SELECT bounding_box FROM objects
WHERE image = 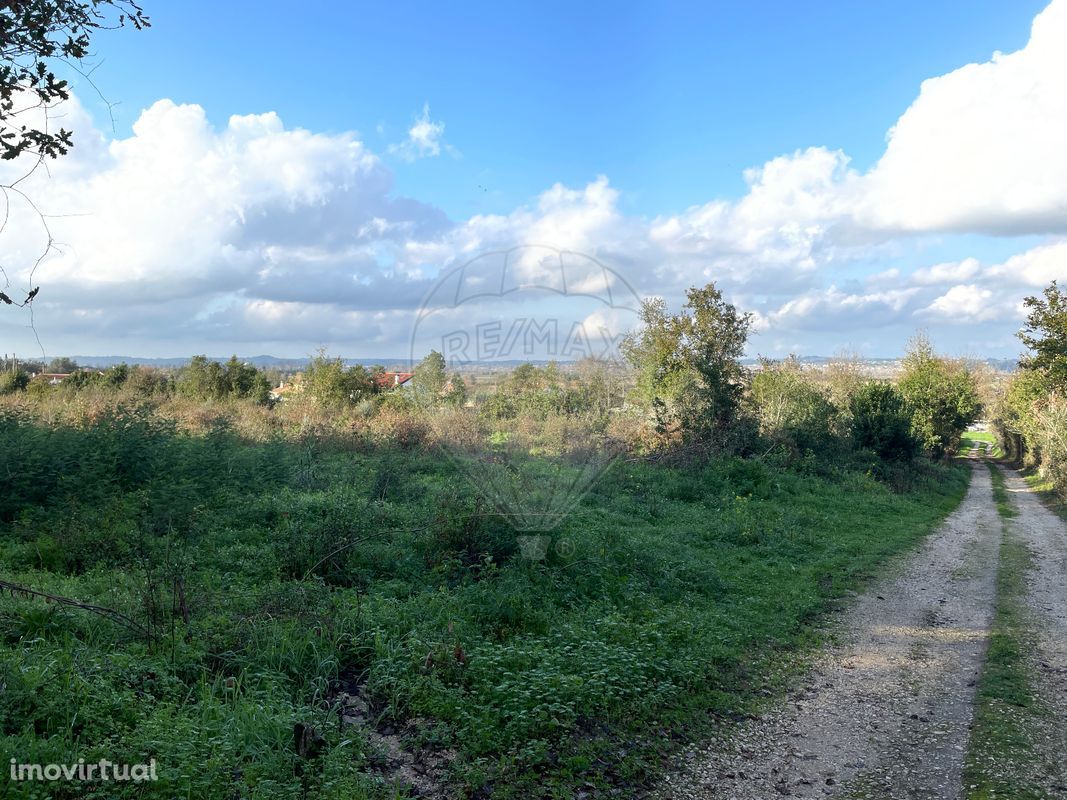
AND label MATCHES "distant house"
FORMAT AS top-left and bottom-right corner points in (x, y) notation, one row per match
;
(269, 381), (302, 401)
(33, 373), (71, 385)
(374, 372), (414, 390)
